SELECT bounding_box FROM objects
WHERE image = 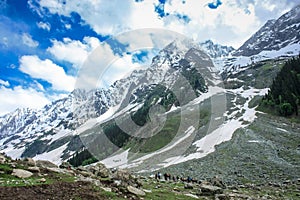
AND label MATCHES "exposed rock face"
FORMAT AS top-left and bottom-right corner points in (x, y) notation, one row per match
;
(11, 169), (33, 178)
